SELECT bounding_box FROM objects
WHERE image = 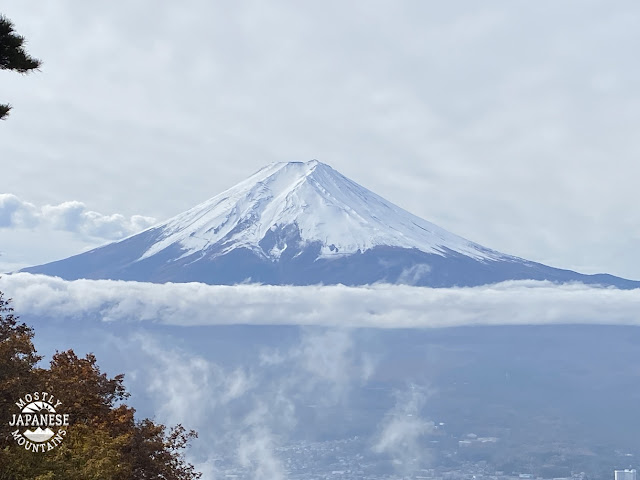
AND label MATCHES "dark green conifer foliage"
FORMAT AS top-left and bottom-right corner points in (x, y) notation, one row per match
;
(0, 14), (41, 120)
